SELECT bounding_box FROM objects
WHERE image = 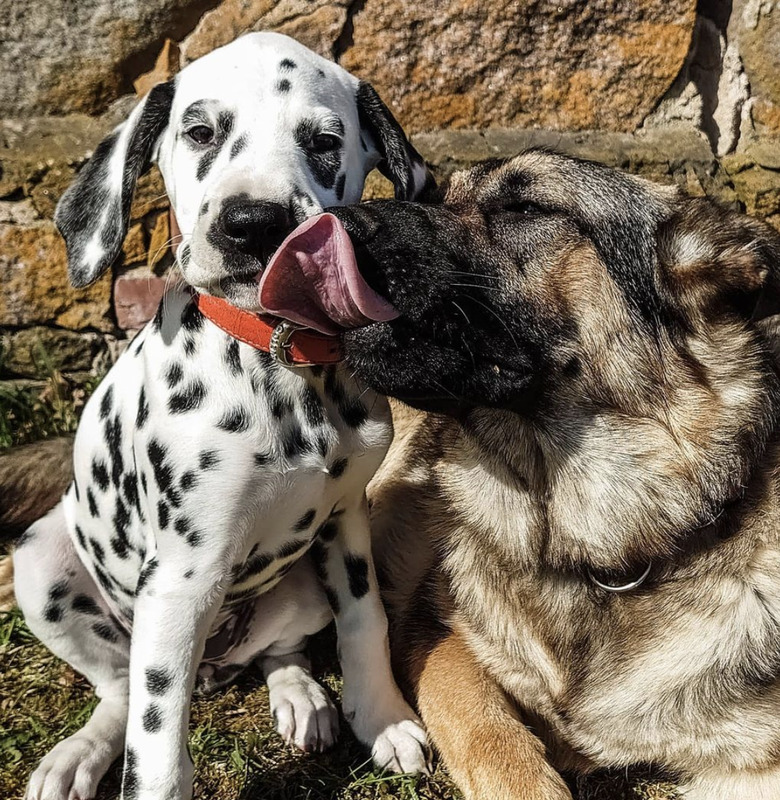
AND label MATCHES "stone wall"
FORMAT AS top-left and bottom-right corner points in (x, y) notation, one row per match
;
(1, 0), (779, 406)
